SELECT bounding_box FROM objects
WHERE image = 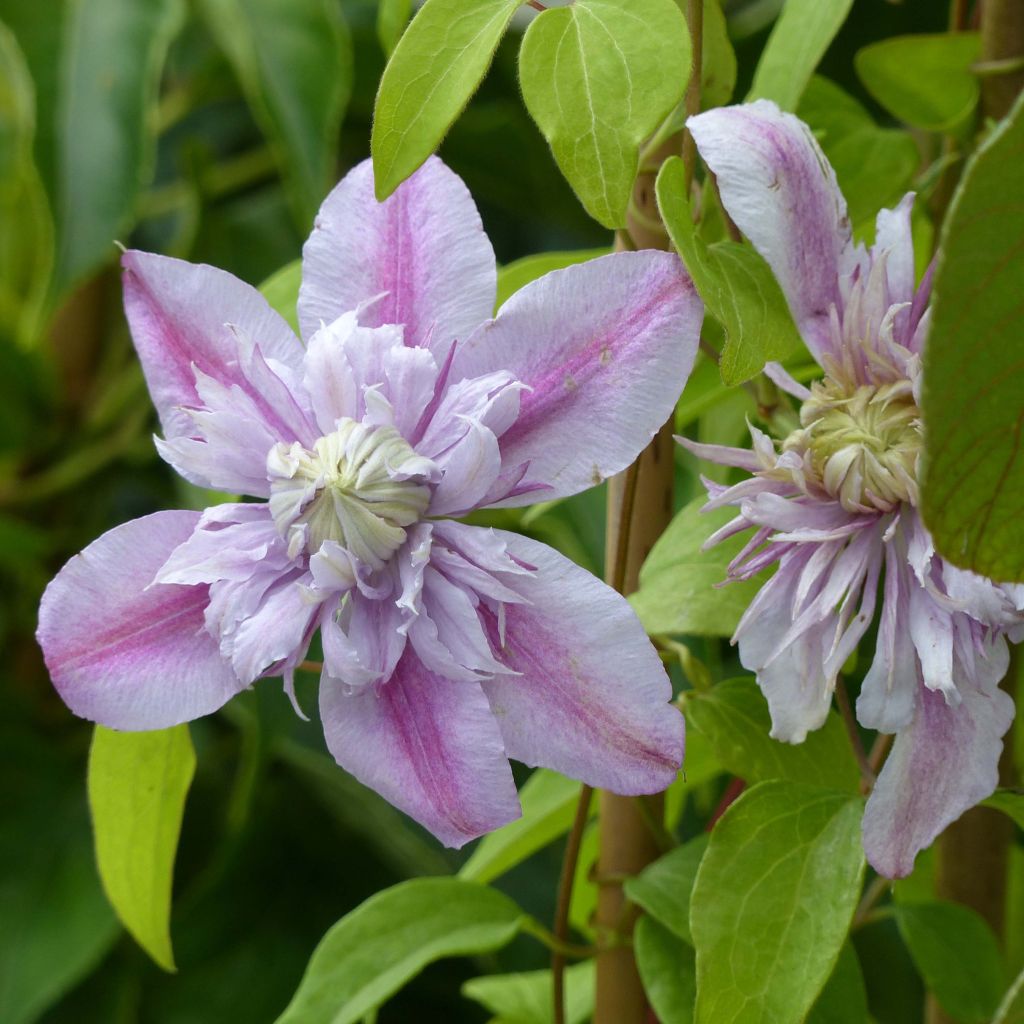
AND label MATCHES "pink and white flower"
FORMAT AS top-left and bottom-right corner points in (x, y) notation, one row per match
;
(683, 100), (1023, 878)
(38, 157), (701, 847)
